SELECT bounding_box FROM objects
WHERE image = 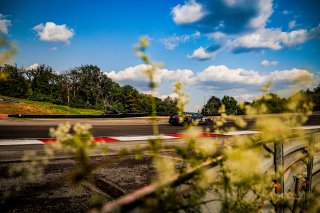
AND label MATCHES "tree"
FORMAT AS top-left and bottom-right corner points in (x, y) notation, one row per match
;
(0, 64), (28, 98)
(202, 96), (221, 115)
(123, 86), (141, 113)
(100, 74), (122, 110)
(222, 95), (240, 114)
(26, 64), (56, 101)
(161, 96), (178, 115)
(75, 65), (103, 107)
(253, 93), (286, 113)
(60, 73), (73, 106)
(312, 84), (320, 111)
